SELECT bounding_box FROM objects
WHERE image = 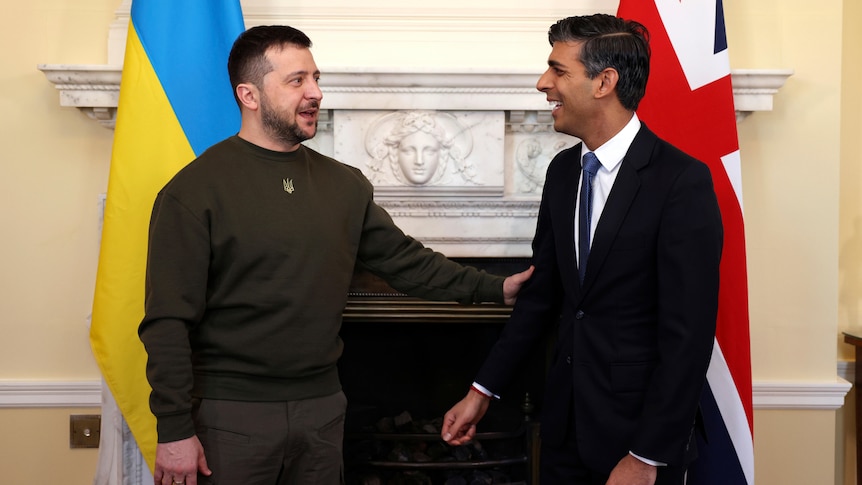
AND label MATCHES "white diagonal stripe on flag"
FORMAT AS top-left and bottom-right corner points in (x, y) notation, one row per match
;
(656, 0), (730, 90)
